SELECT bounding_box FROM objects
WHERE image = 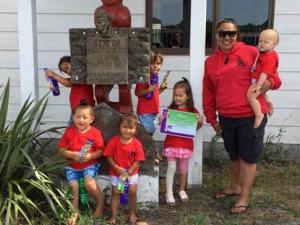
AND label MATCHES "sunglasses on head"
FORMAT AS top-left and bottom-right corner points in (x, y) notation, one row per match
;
(218, 31), (237, 38)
